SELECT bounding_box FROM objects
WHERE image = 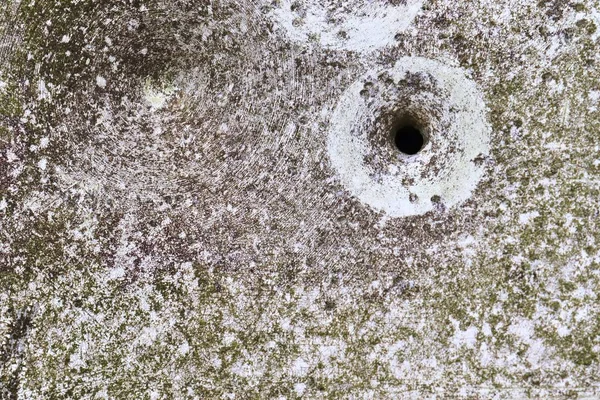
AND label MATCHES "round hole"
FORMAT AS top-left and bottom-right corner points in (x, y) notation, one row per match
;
(394, 124), (424, 155)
